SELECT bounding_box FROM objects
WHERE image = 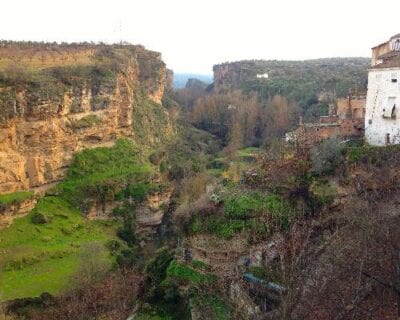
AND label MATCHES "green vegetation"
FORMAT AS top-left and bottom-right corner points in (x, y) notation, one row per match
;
(0, 42), (164, 123)
(165, 260), (216, 285)
(191, 214), (268, 240)
(67, 114), (101, 130)
(224, 191), (293, 223)
(192, 295), (230, 320)
(0, 191), (33, 206)
(346, 144), (400, 165)
(0, 196), (119, 301)
(247, 265), (282, 283)
(206, 147), (261, 180)
(224, 191), (268, 218)
(56, 139), (152, 210)
(144, 247), (175, 300)
(135, 313), (173, 320)
(161, 125), (219, 180)
(311, 137), (344, 175)
(132, 99), (172, 148)
(231, 58), (368, 103)
(237, 146), (260, 159)
(190, 259), (211, 271)
(190, 190), (294, 239)
(309, 179), (337, 205)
